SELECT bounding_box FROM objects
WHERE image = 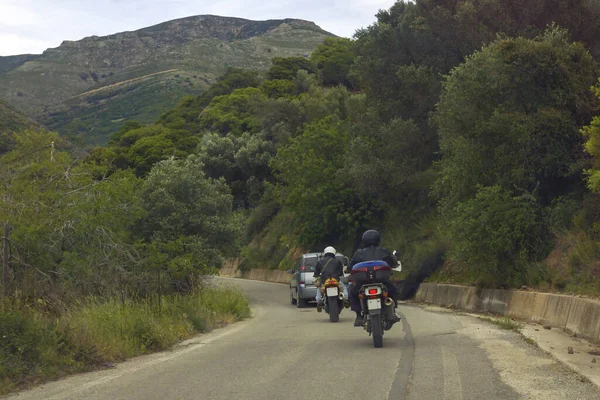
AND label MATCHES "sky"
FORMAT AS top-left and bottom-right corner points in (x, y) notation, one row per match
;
(0, 0), (396, 56)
